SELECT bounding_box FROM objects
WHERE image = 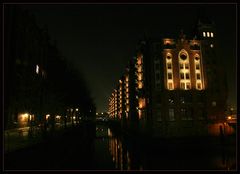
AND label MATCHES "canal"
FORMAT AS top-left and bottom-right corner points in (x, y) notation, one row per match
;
(4, 122), (236, 171)
(95, 123), (236, 170)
